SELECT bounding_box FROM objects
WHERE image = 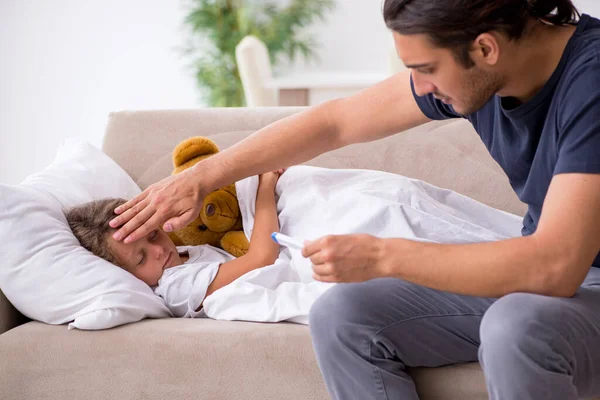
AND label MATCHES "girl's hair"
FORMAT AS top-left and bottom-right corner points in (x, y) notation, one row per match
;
(65, 198), (127, 266)
(383, 0), (580, 67)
